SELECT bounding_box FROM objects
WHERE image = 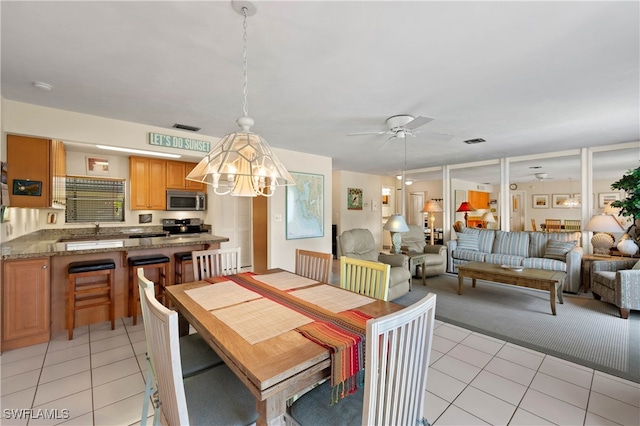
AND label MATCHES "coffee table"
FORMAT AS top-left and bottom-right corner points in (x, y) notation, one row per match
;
(457, 262), (566, 315)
